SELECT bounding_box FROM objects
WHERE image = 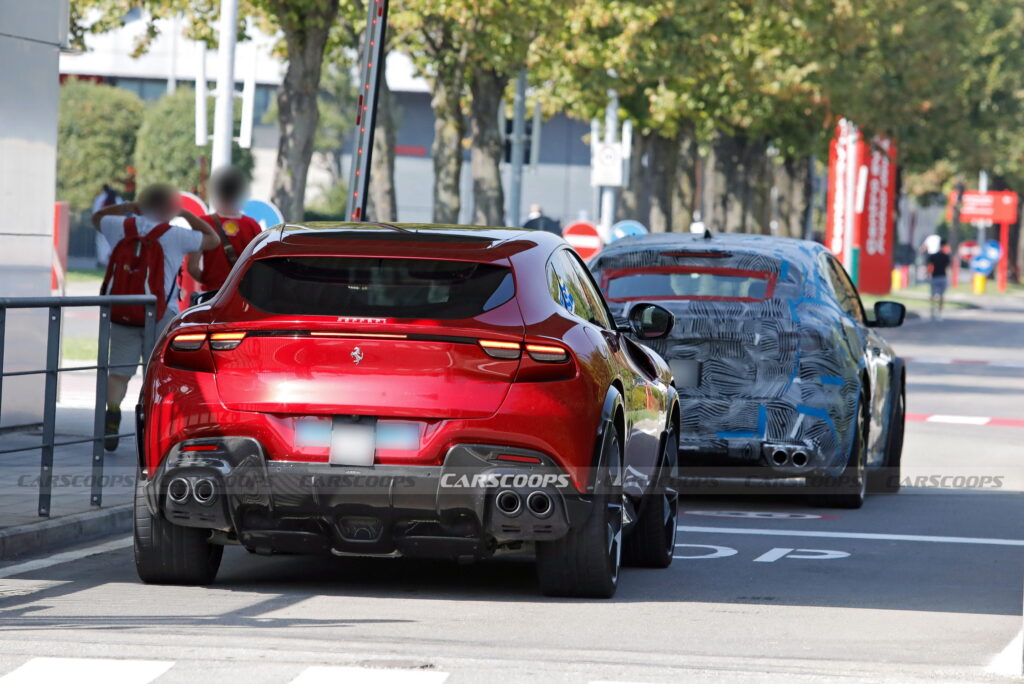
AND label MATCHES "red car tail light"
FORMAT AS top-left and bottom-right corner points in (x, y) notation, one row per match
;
(170, 333), (207, 351)
(496, 454), (543, 464)
(479, 339), (522, 359)
(525, 343), (569, 363)
(209, 331), (246, 351)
